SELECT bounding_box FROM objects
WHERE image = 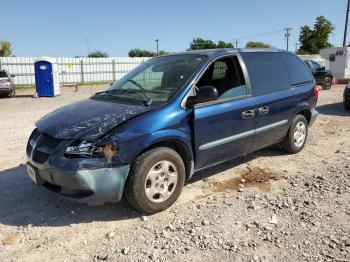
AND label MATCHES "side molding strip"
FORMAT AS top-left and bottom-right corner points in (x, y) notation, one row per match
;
(199, 119), (288, 151)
